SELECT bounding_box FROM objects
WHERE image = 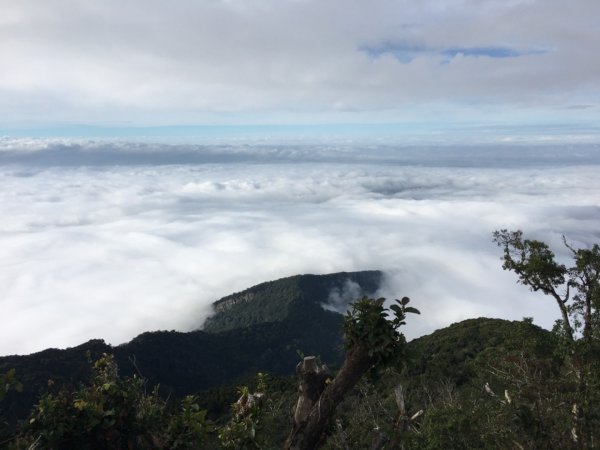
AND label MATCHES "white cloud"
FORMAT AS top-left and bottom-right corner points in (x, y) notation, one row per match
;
(0, 140), (599, 355)
(323, 279), (365, 313)
(0, 0), (599, 126)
